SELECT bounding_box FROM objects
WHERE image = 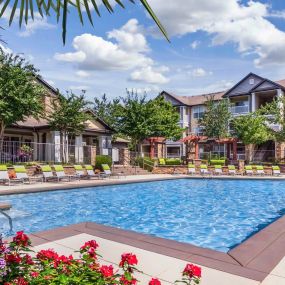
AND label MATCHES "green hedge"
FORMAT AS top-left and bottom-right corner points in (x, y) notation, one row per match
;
(165, 158), (182, 165)
(95, 155), (112, 170)
(209, 159), (225, 166)
(136, 157), (155, 172)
